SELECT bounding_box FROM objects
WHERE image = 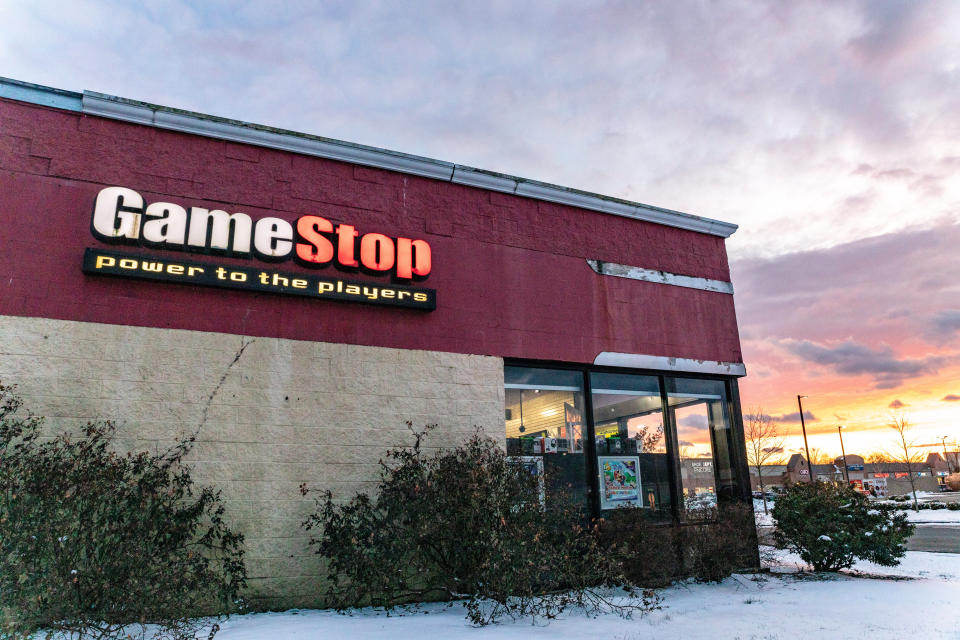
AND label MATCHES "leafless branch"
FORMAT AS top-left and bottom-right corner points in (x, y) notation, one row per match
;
(888, 412), (921, 511)
(744, 407), (784, 514)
